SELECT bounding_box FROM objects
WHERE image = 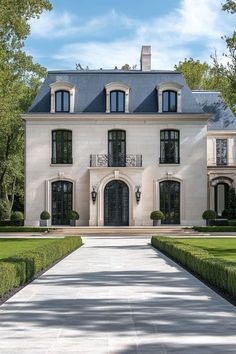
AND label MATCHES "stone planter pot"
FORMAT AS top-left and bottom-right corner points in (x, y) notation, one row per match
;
(40, 219), (49, 227)
(153, 219), (161, 226)
(70, 220), (76, 227)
